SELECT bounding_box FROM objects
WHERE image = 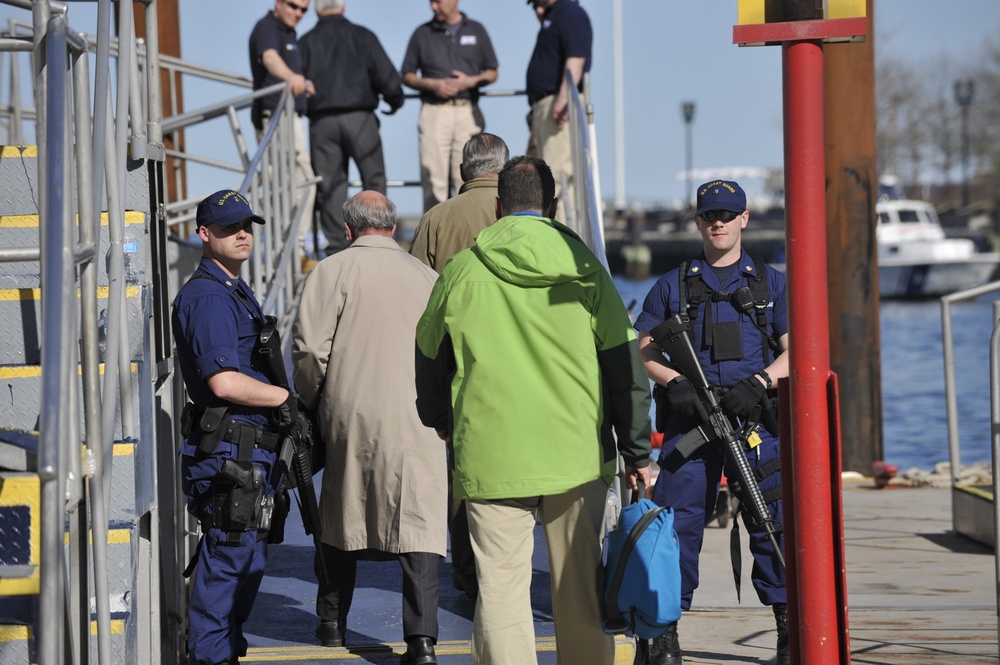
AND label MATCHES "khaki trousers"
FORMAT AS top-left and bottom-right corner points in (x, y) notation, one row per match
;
(531, 94), (574, 224)
(418, 102), (482, 212)
(466, 478), (613, 665)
